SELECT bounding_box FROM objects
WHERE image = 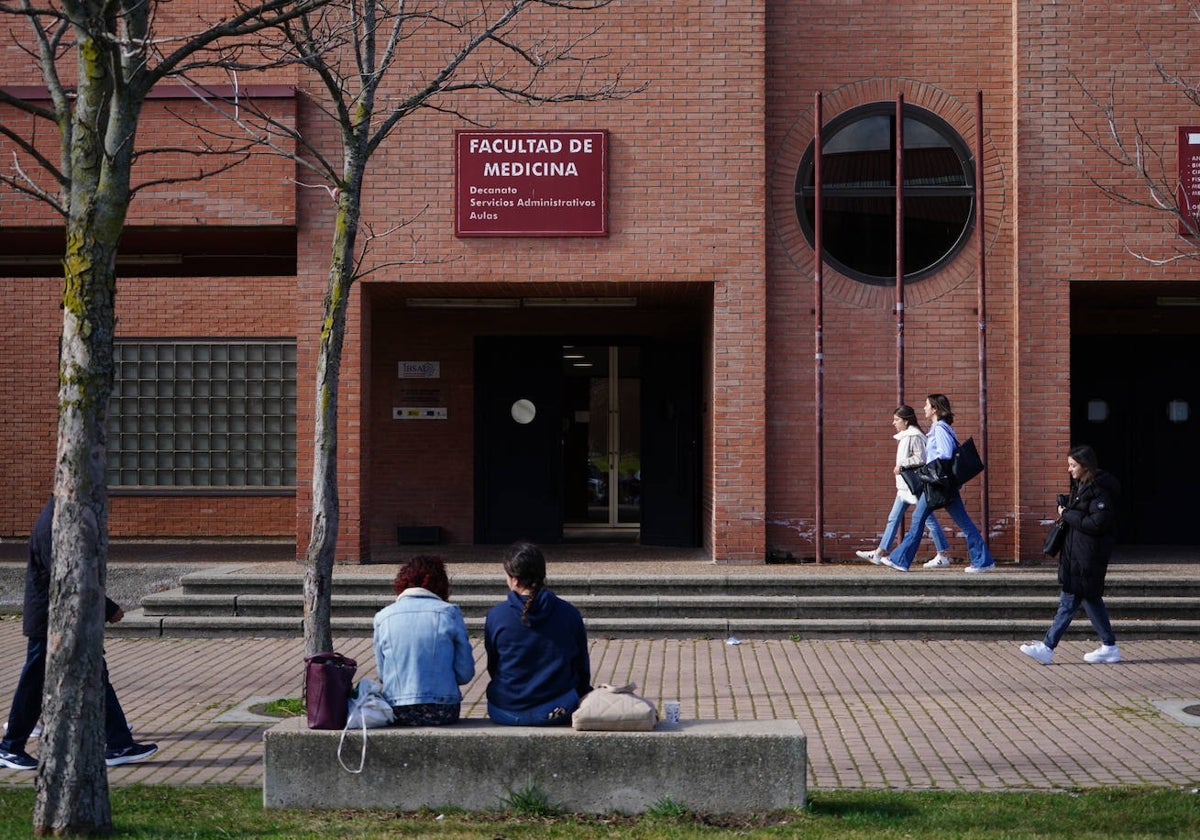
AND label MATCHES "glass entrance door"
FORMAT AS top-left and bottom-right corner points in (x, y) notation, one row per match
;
(562, 344), (640, 534)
